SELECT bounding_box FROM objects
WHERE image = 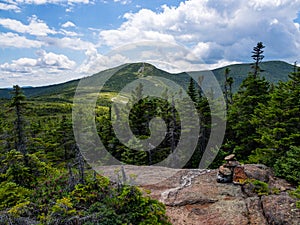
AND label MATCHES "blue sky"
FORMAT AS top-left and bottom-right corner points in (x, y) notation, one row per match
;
(1, 0), (300, 87)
